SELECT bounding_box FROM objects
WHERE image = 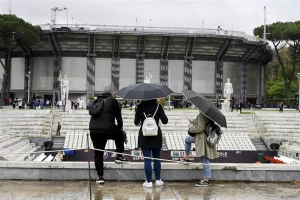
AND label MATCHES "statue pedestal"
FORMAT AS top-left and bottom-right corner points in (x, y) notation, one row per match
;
(62, 100), (71, 112)
(221, 100), (231, 113)
(65, 101), (71, 111)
